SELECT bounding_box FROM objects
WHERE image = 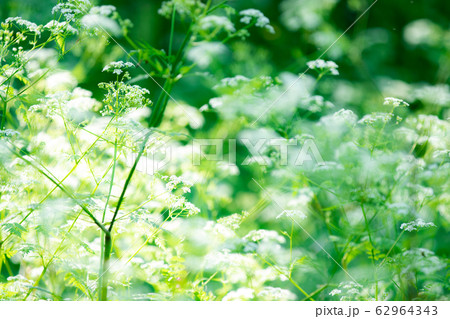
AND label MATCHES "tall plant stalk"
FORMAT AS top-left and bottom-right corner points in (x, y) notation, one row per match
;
(98, 131), (119, 300)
